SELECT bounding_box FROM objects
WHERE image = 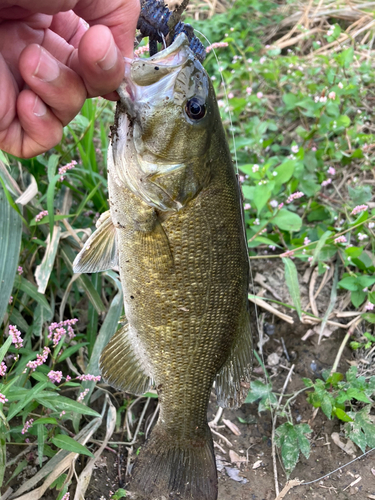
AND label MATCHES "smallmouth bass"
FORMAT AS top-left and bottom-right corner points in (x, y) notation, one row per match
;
(73, 33), (252, 500)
